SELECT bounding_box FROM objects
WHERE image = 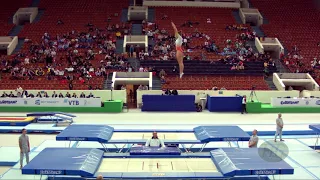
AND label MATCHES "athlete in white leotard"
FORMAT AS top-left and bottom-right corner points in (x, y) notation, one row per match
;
(172, 22), (184, 78)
